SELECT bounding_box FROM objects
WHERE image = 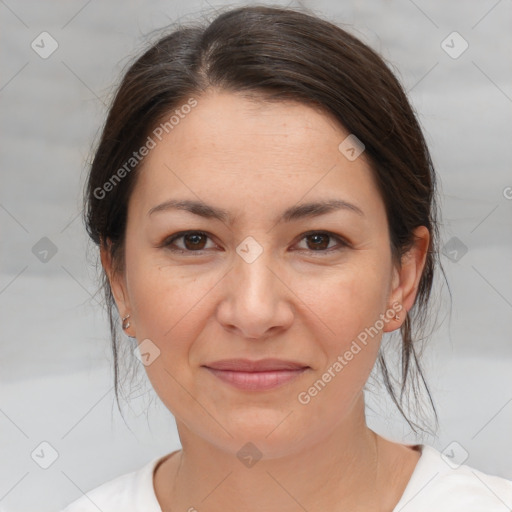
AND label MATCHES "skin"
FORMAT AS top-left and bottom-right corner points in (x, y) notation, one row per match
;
(101, 89), (429, 511)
